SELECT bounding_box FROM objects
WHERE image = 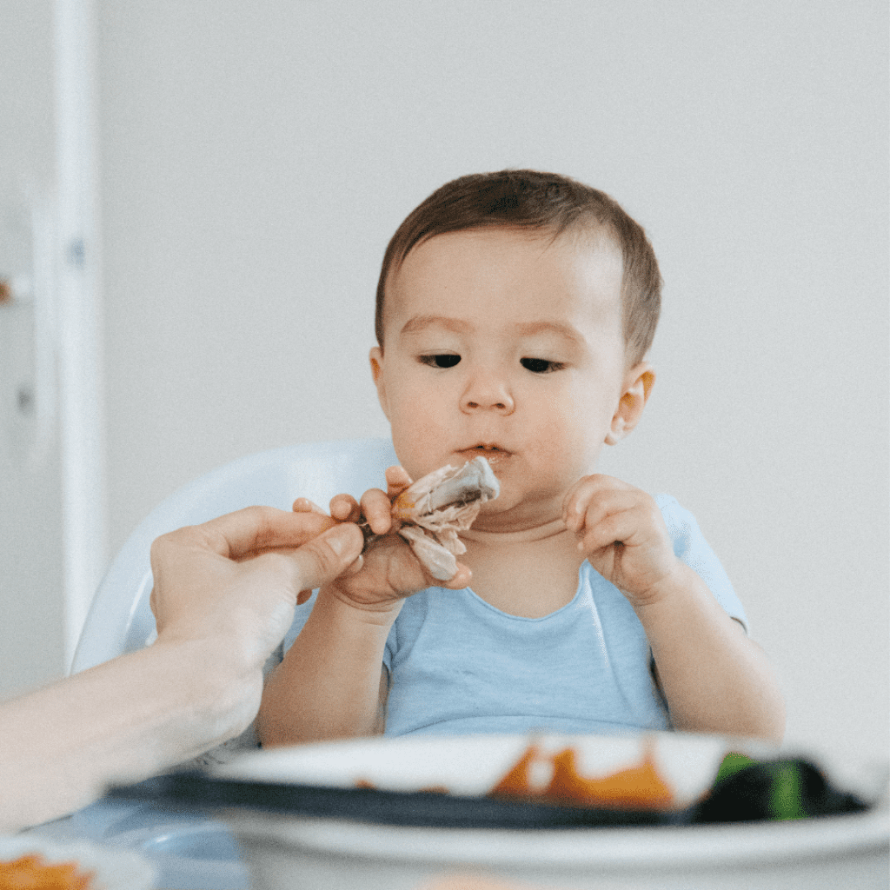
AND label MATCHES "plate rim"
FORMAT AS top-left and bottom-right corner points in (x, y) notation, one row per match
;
(224, 805), (890, 869)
